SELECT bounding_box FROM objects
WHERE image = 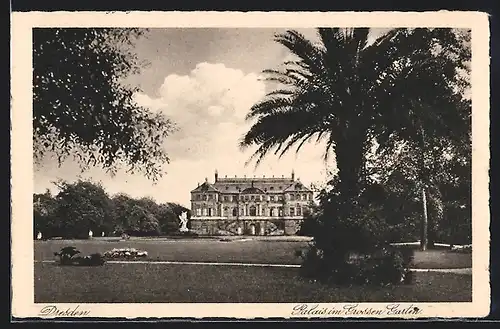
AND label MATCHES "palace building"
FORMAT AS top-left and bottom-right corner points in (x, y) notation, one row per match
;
(189, 170), (314, 236)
